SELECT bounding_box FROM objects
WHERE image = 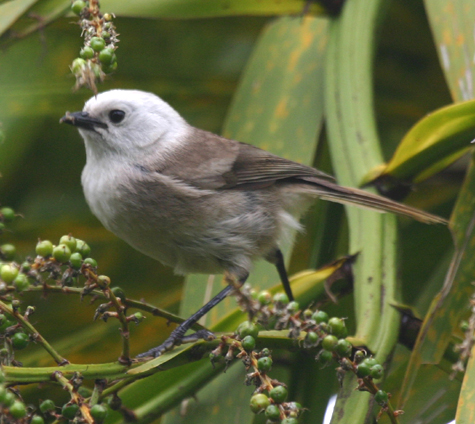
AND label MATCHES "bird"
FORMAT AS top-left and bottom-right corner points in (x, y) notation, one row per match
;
(60, 89), (446, 358)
